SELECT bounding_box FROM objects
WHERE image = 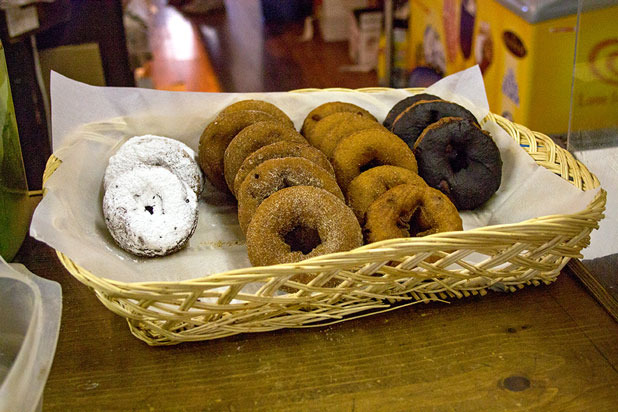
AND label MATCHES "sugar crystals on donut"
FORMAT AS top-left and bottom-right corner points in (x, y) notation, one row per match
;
(364, 183), (462, 243)
(246, 186), (362, 268)
(103, 166), (198, 257)
(104, 134), (203, 196)
(102, 134), (203, 257)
